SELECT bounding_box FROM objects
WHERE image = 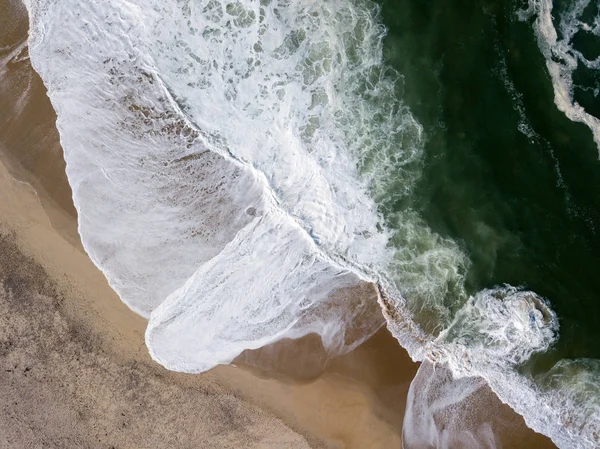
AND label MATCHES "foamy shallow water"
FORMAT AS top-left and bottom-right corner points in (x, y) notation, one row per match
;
(23, 0), (599, 446)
